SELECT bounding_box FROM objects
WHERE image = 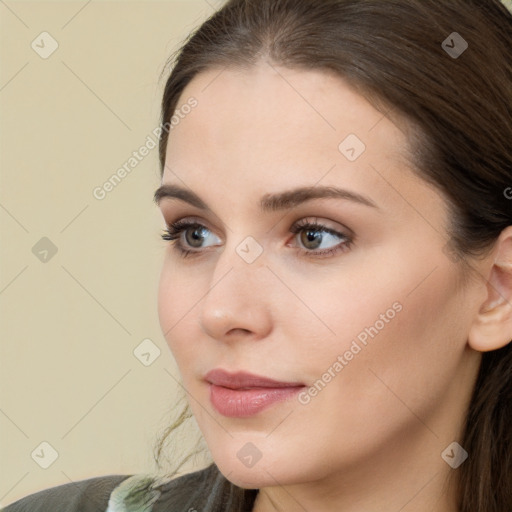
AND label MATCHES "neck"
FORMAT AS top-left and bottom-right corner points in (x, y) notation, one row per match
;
(252, 424), (461, 512)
